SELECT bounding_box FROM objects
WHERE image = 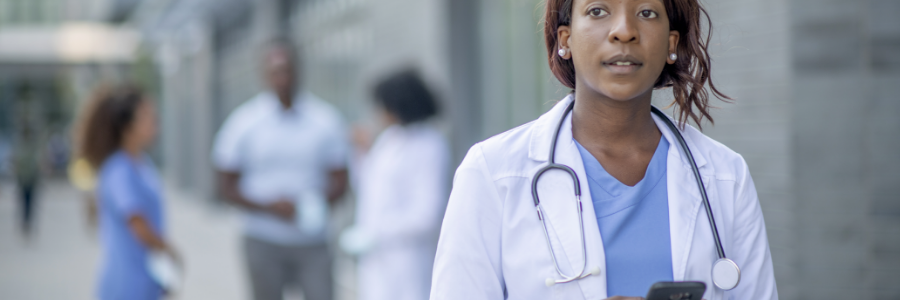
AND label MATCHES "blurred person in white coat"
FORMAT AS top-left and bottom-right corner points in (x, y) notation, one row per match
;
(342, 69), (449, 300)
